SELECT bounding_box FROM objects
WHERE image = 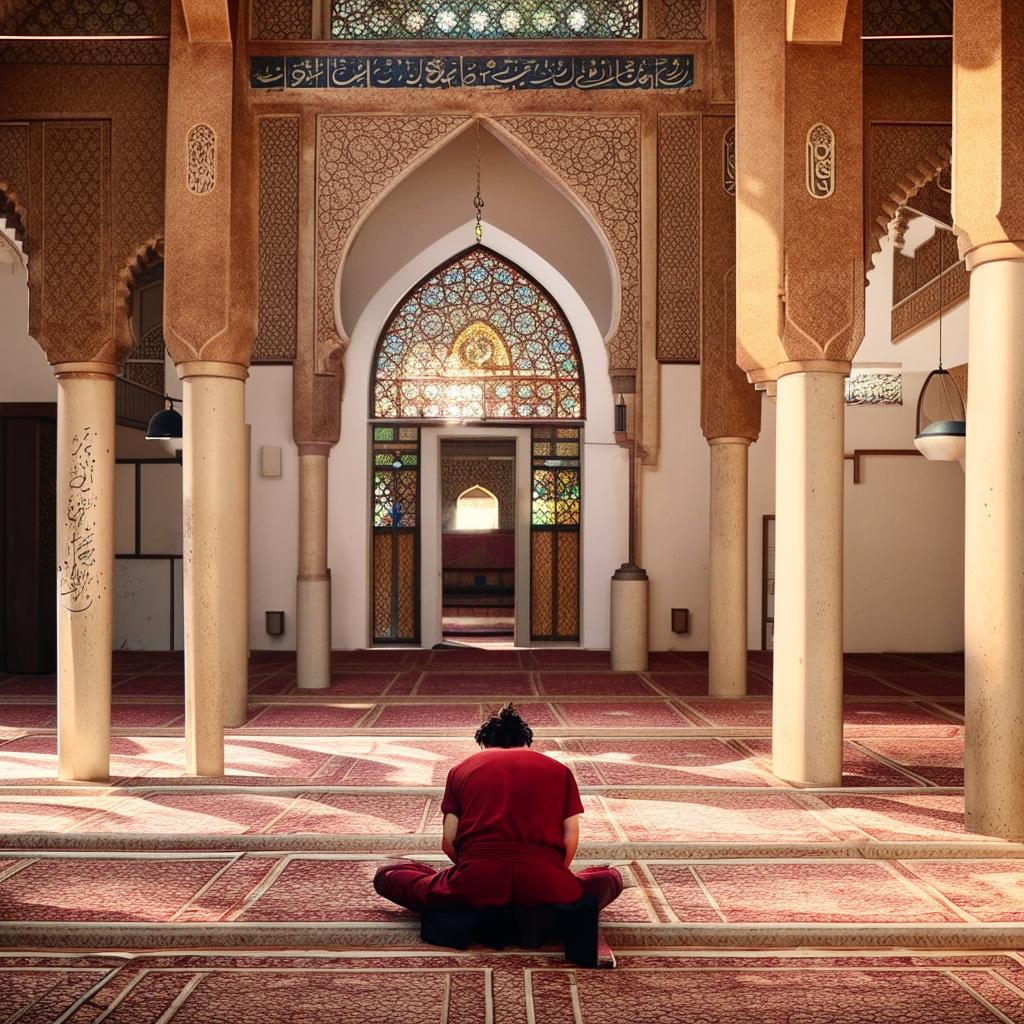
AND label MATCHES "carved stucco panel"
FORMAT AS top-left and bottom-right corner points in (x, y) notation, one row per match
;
(0, 62), (167, 362)
(255, 115), (299, 362)
(36, 120), (112, 361)
(186, 124), (216, 195)
(866, 122), (951, 263)
(250, 0), (312, 39)
(656, 113), (700, 363)
(649, 0), (706, 38)
(0, 121), (31, 215)
(700, 115), (759, 442)
(315, 114), (470, 373)
(496, 114), (641, 371)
